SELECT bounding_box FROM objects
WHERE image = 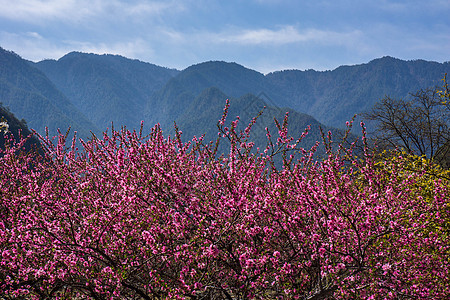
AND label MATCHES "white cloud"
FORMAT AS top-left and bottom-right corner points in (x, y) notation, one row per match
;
(0, 30), (153, 62)
(357, 22), (450, 62)
(0, 0), (183, 24)
(252, 0), (284, 4)
(0, 31), (69, 61)
(376, 0), (450, 13)
(0, 0), (96, 23)
(121, 1), (183, 17)
(218, 26), (304, 44)
(25, 32), (44, 39)
(63, 39), (152, 59)
(207, 26), (363, 46)
(157, 28), (186, 43)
